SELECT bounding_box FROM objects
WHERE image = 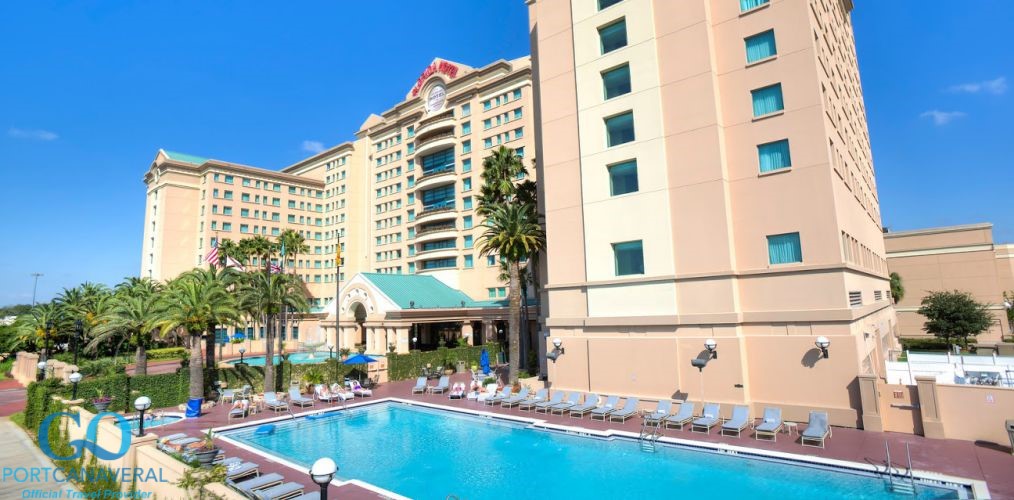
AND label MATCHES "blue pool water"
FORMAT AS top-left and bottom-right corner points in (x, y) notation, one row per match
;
(118, 414), (183, 432)
(228, 352), (340, 366)
(222, 403), (960, 499)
